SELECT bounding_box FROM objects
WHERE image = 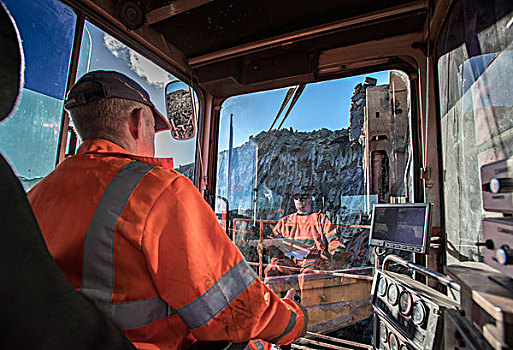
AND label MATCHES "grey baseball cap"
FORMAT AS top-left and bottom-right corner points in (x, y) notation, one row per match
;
(64, 70), (171, 132)
(292, 185), (314, 199)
